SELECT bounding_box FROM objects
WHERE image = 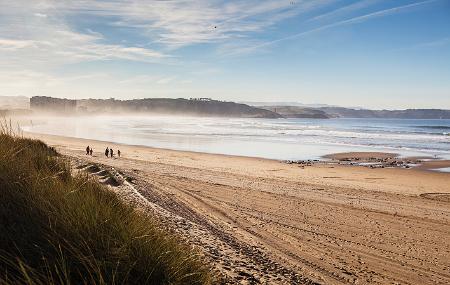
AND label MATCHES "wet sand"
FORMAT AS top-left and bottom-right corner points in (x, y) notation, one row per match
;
(26, 132), (450, 284)
(322, 151), (450, 172)
(323, 152), (400, 160)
